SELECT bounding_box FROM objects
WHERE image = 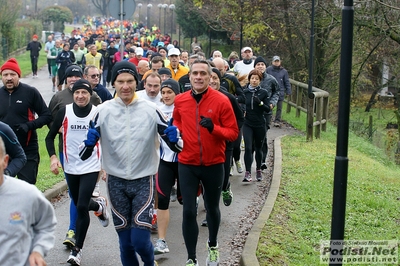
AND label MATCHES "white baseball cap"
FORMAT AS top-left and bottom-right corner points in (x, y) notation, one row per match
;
(168, 48), (181, 56)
